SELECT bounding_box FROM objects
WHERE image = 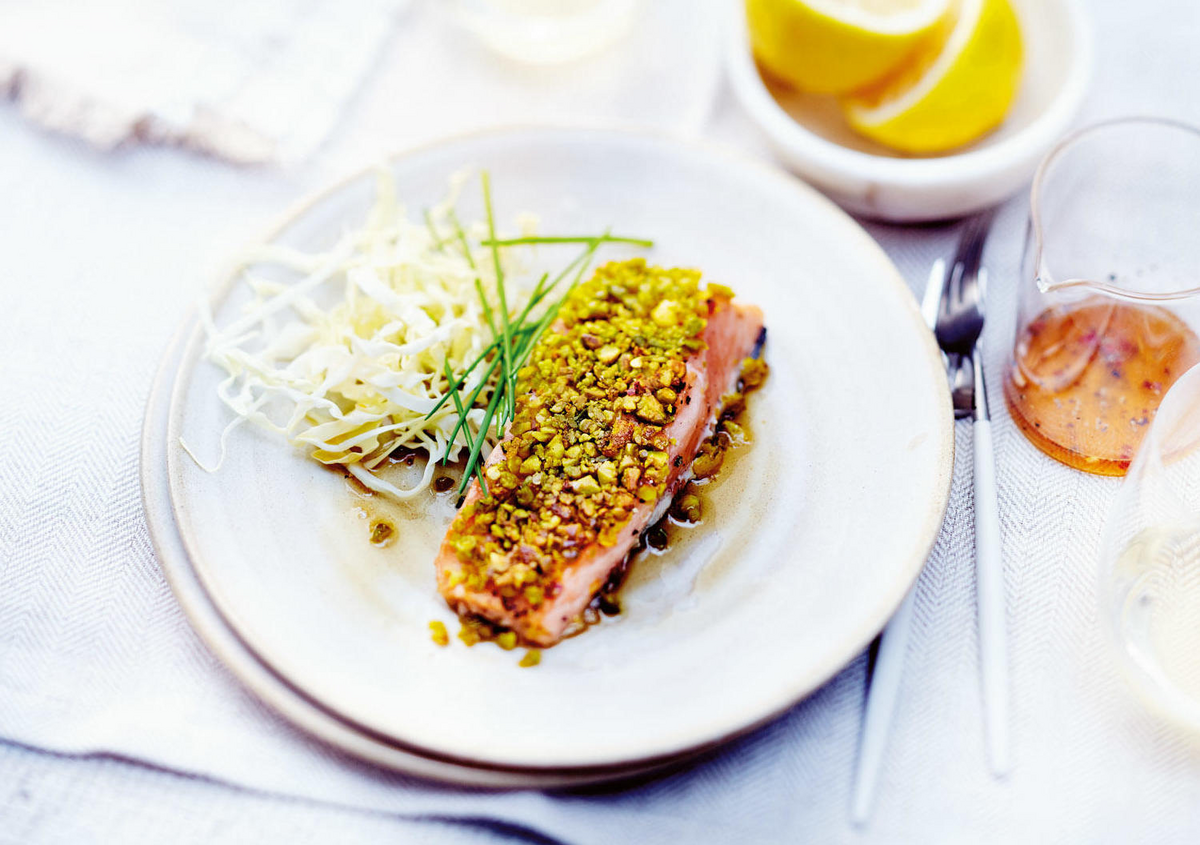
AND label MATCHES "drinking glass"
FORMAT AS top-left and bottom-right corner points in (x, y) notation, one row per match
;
(1004, 118), (1200, 475)
(1099, 361), (1200, 732)
(451, 0), (640, 65)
